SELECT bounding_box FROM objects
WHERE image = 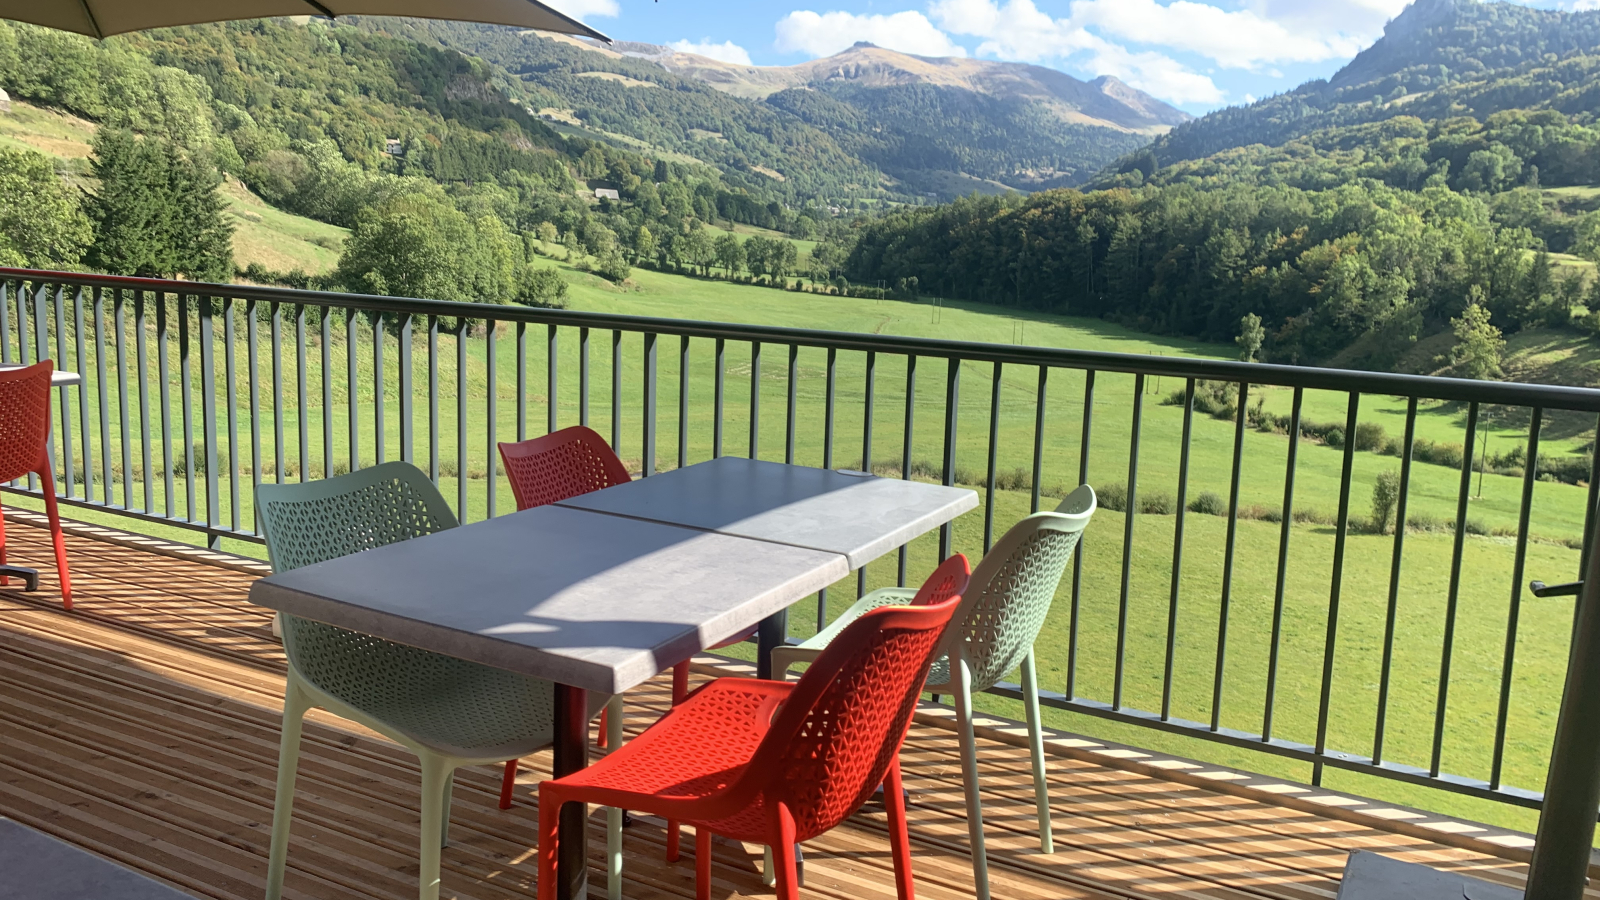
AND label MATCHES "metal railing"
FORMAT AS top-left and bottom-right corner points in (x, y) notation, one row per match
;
(4, 267), (1599, 832)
